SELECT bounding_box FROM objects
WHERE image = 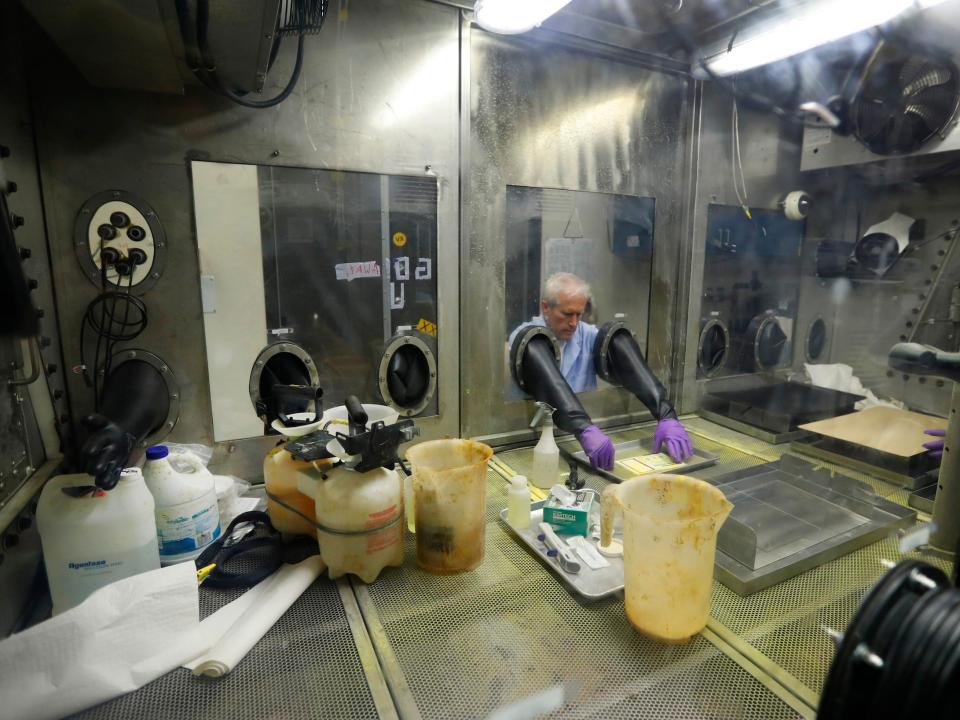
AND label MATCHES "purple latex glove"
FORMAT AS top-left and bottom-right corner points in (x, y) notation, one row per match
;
(923, 428), (946, 460)
(578, 425), (615, 471)
(654, 418), (694, 463)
